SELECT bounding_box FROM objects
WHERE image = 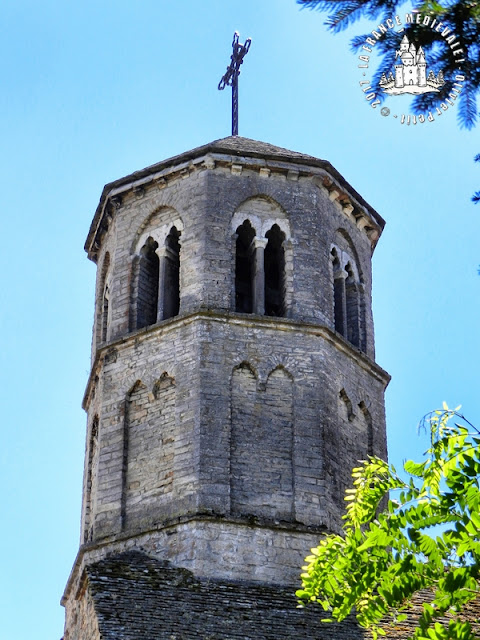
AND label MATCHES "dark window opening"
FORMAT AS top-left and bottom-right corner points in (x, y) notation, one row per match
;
(264, 224), (285, 317)
(331, 246), (367, 353)
(235, 220), (255, 313)
(97, 253), (110, 346)
(332, 249), (345, 336)
(101, 289), (109, 343)
(333, 277), (345, 335)
(136, 237), (159, 329)
(345, 264), (360, 348)
(163, 226), (181, 320)
(359, 294), (367, 353)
